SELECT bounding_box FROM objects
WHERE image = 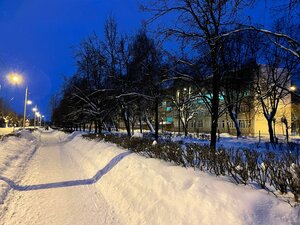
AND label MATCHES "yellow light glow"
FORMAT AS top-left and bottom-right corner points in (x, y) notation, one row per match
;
(7, 73), (23, 86)
(290, 86), (297, 91)
(27, 100), (33, 105)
